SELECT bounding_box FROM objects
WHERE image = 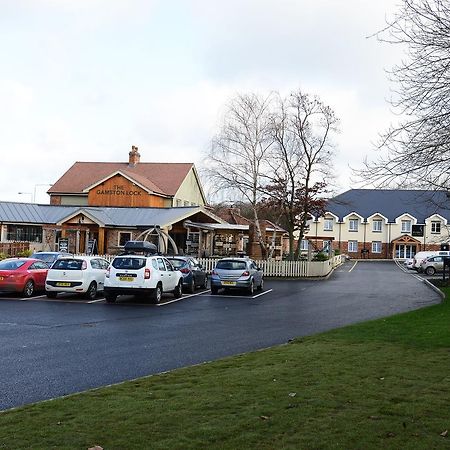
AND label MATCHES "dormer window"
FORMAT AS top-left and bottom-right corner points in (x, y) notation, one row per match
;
(431, 221), (441, 234)
(349, 219), (358, 232)
(324, 218), (333, 231)
(401, 220), (412, 233)
(372, 220), (382, 232)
